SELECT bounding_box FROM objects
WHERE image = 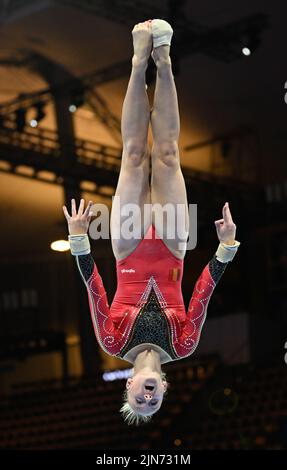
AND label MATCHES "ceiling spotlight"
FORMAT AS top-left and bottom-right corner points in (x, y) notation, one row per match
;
(69, 87), (85, 112)
(30, 119), (38, 128)
(242, 47), (251, 56)
(30, 102), (46, 128)
(241, 30), (261, 57)
(69, 104), (77, 113)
